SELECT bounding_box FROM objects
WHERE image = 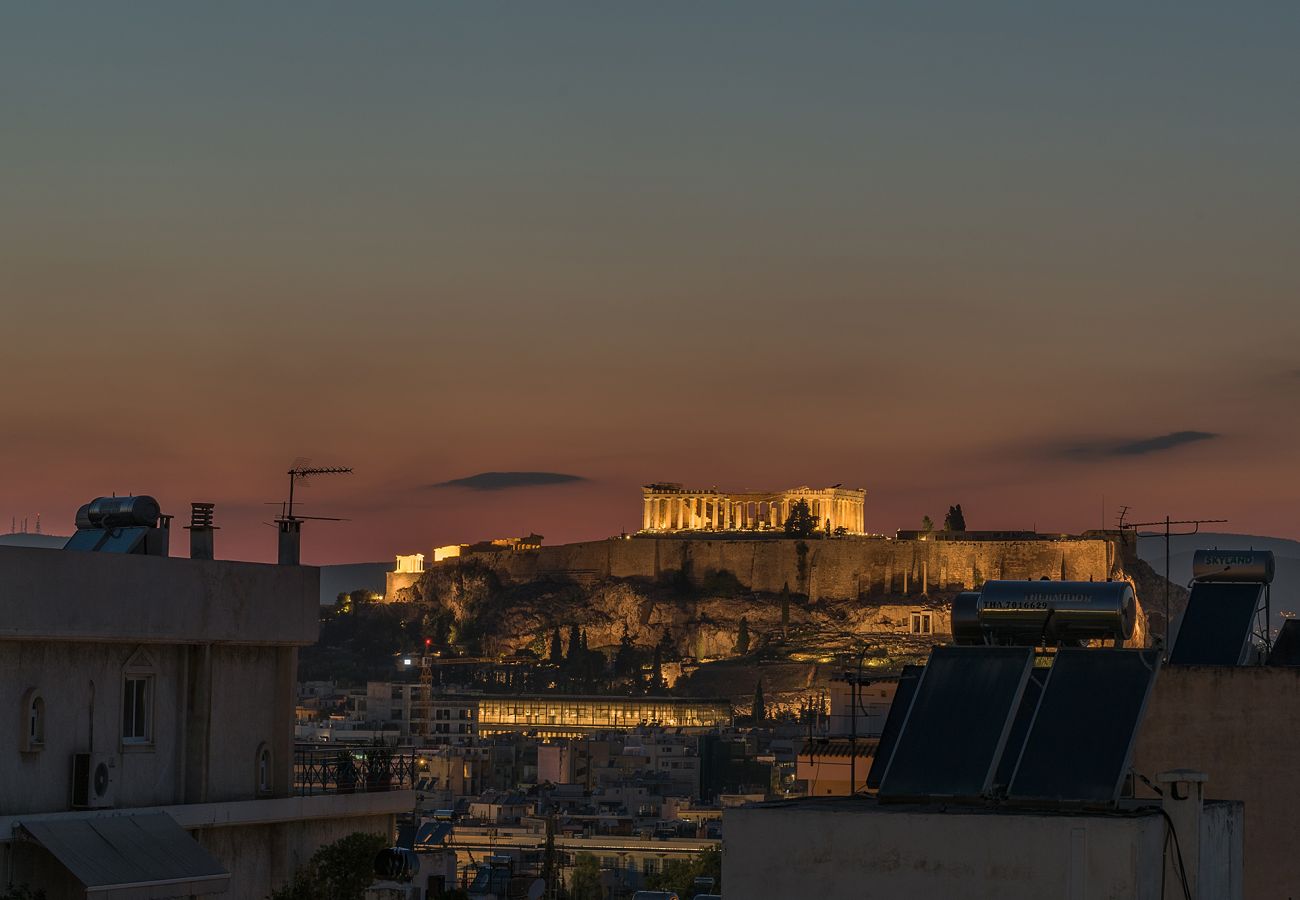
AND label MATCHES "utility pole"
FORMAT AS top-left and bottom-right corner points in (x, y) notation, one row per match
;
(846, 647), (871, 795)
(1126, 515), (1227, 654)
